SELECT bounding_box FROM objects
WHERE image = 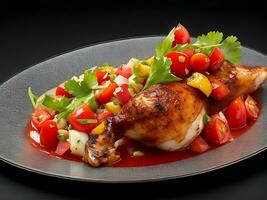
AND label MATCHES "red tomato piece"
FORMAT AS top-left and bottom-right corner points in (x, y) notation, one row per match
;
(96, 83), (118, 104)
(69, 104), (97, 133)
(245, 95), (260, 120)
(55, 141), (70, 155)
(55, 86), (73, 98)
(31, 108), (53, 131)
(209, 78), (230, 101)
(190, 53), (210, 73)
(209, 47), (224, 72)
(115, 84), (132, 105)
(172, 24), (191, 46)
(40, 120), (58, 149)
(97, 111), (114, 122)
(225, 97), (247, 129)
(203, 113), (231, 145)
(96, 70), (110, 85)
(166, 52), (190, 77)
(190, 136), (209, 153)
(182, 49), (194, 58)
(115, 64), (133, 79)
